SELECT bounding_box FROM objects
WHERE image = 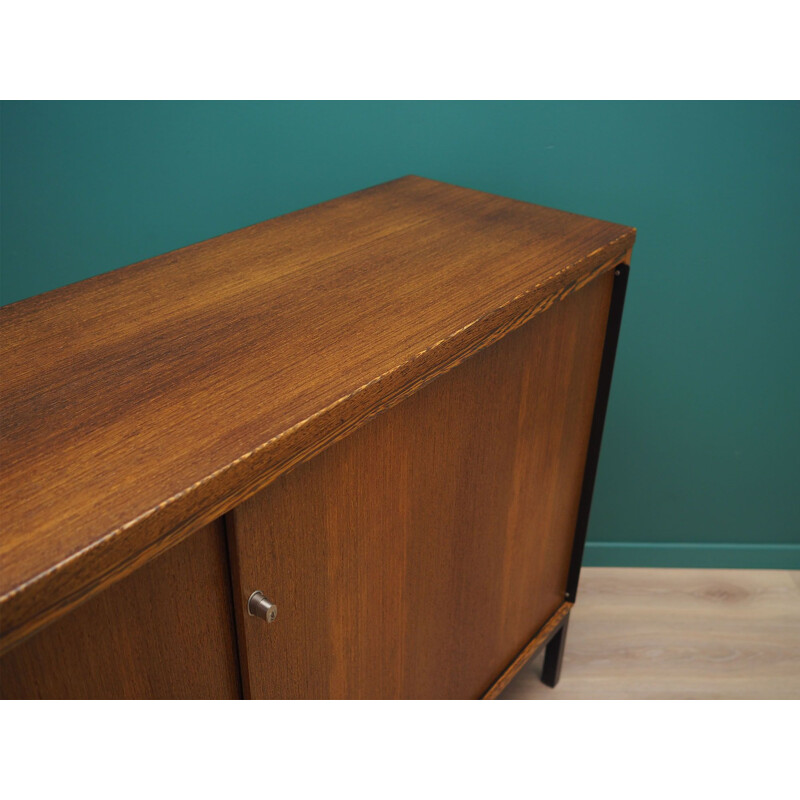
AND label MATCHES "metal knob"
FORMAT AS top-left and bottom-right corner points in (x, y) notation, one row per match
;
(248, 591), (277, 623)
